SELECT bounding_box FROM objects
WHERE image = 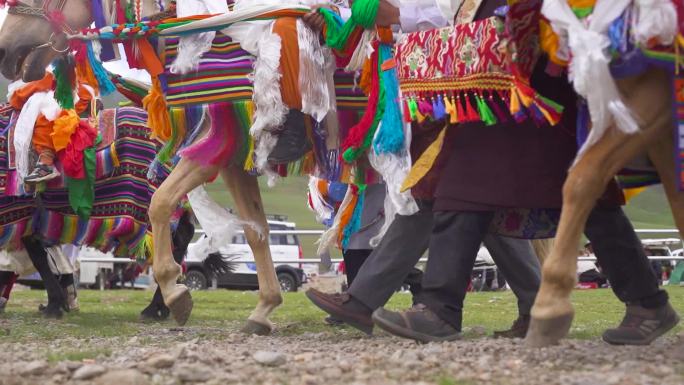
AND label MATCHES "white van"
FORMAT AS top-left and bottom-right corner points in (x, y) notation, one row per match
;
(184, 219), (306, 292)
